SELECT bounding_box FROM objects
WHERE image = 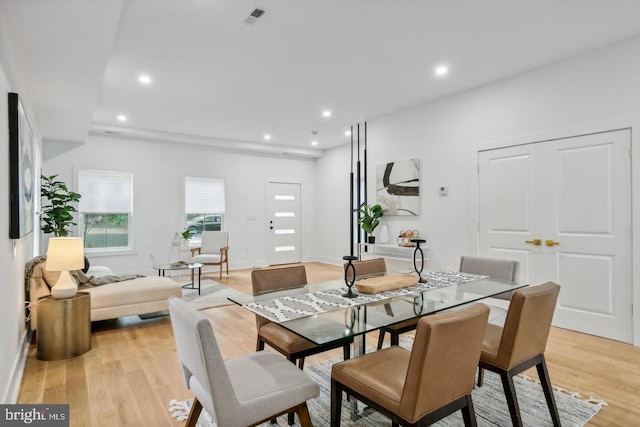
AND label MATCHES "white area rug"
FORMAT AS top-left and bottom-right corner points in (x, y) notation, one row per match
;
(169, 338), (605, 426)
(182, 279), (247, 310)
